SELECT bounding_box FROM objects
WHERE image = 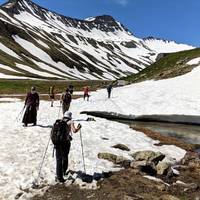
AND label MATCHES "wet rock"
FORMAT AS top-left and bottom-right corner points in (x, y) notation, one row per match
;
(98, 153), (117, 163)
(160, 194), (180, 200)
(131, 151), (165, 165)
(156, 161), (171, 175)
(112, 144), (130, 151)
